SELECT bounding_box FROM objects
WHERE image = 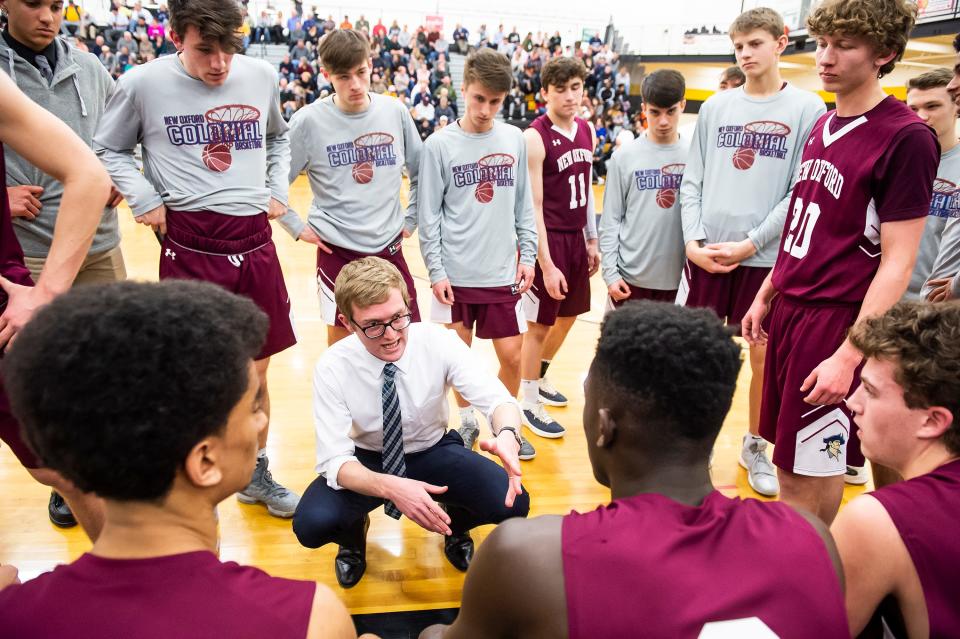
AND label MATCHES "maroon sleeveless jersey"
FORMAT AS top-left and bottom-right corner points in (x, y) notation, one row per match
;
(562, 491), (848, 638)
(0, 145), (33, 293)
(870, 459), (960, 638)
(0, 551), (317, 638)
(529, 114), (593, 232)
(772, 97), (938, 303)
